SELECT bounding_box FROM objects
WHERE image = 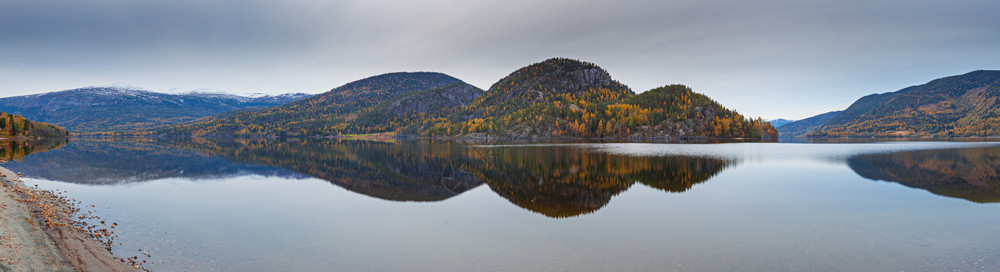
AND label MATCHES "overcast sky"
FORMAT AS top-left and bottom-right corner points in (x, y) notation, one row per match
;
(1, 0), (998, 119)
